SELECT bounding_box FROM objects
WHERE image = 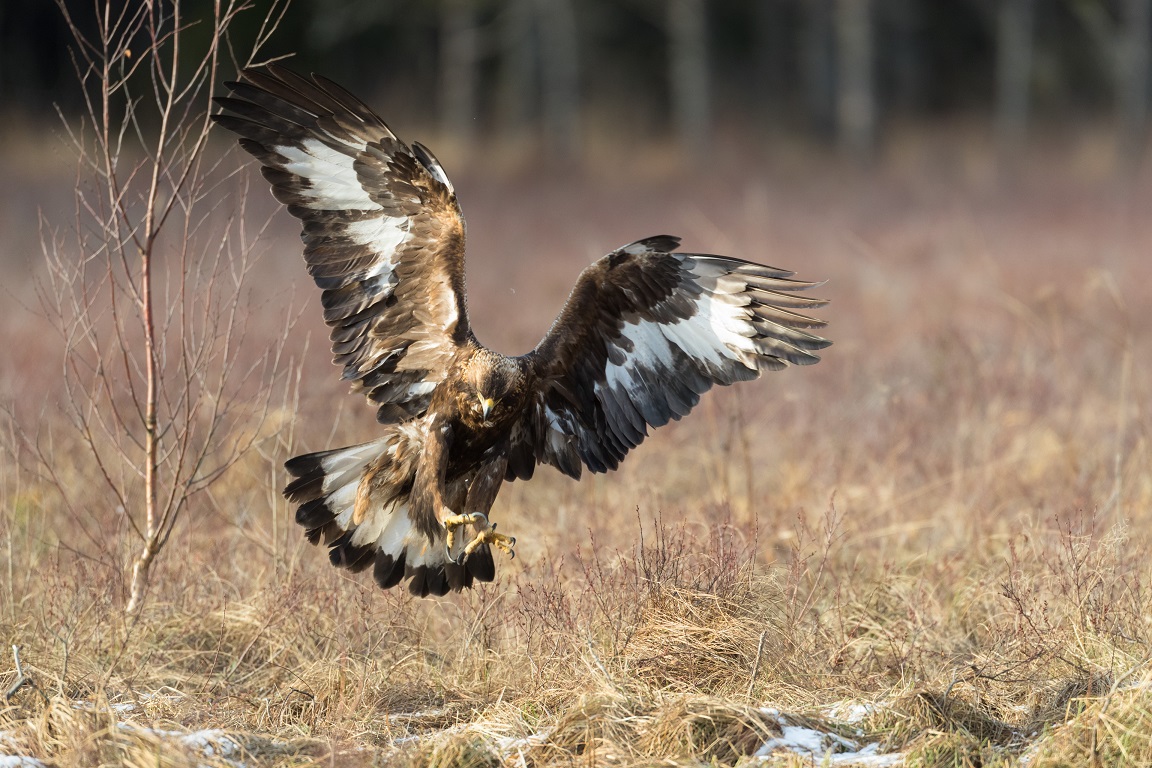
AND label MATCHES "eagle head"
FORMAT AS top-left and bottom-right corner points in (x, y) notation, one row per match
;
(458, 350), (525, 427)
